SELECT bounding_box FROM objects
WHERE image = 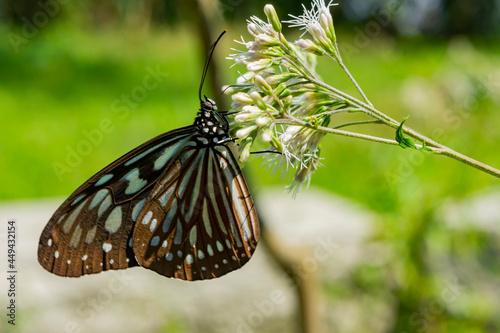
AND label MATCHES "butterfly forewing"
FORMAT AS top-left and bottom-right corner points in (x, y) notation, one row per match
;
(38, 127), (197, 277)
(132, 141), (259, 281)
